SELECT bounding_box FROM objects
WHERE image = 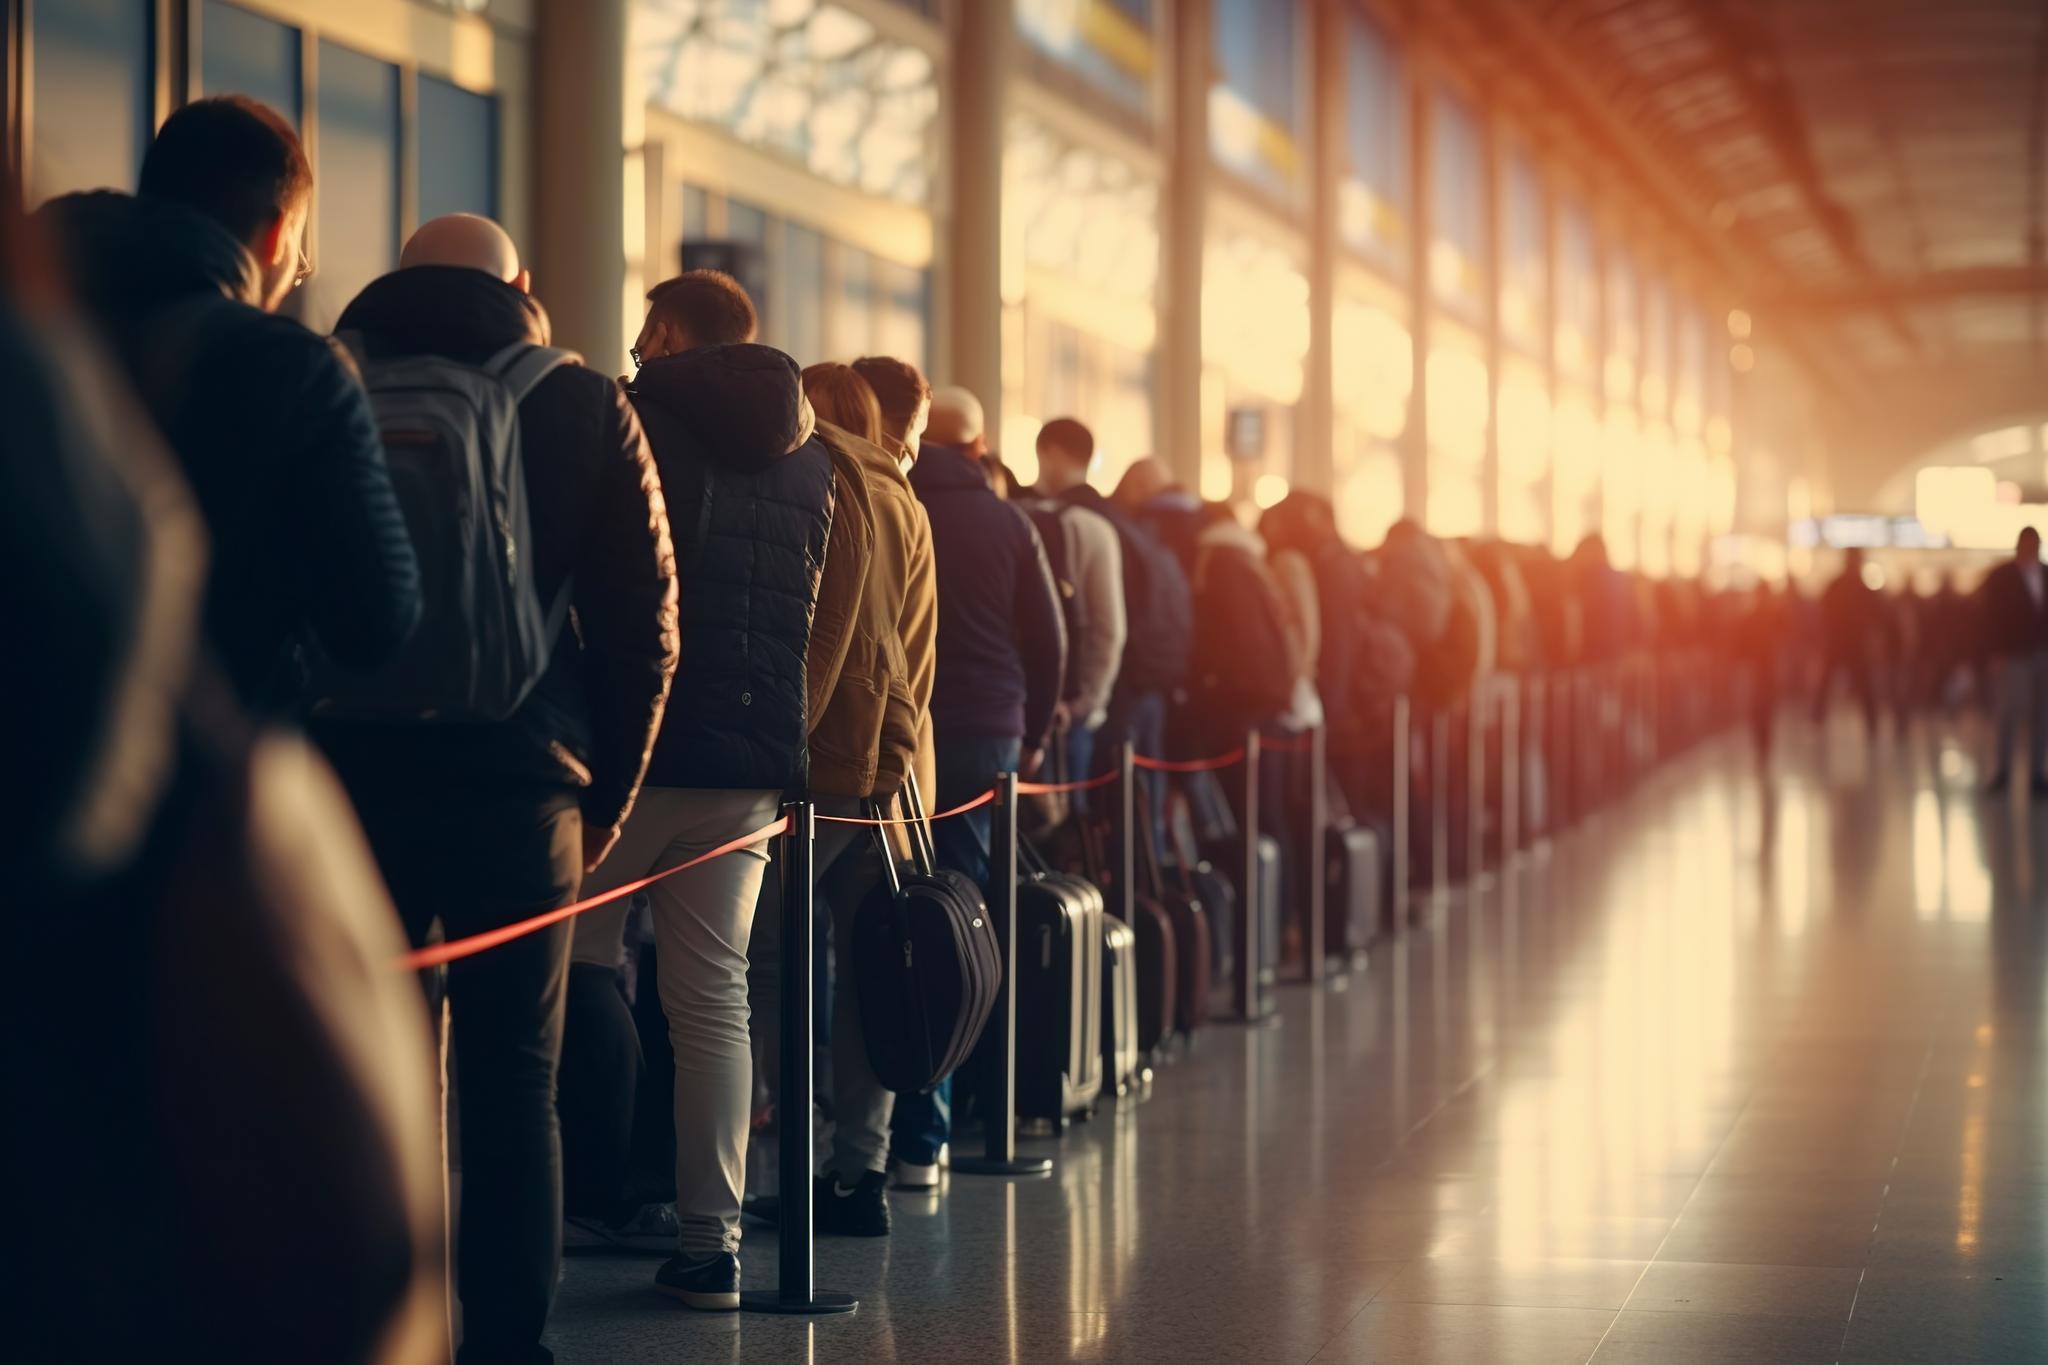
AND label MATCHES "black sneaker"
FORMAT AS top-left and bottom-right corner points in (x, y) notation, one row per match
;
(654, 1252), (739, 1311)
(816, 1171), (891, 1238)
